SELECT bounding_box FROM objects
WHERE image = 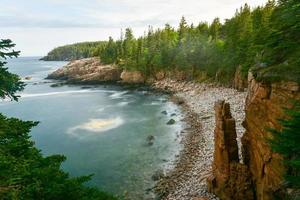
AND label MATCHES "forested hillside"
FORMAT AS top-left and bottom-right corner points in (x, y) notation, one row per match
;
(41, 41), (107, 61)
(99, 0), (299, 84)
